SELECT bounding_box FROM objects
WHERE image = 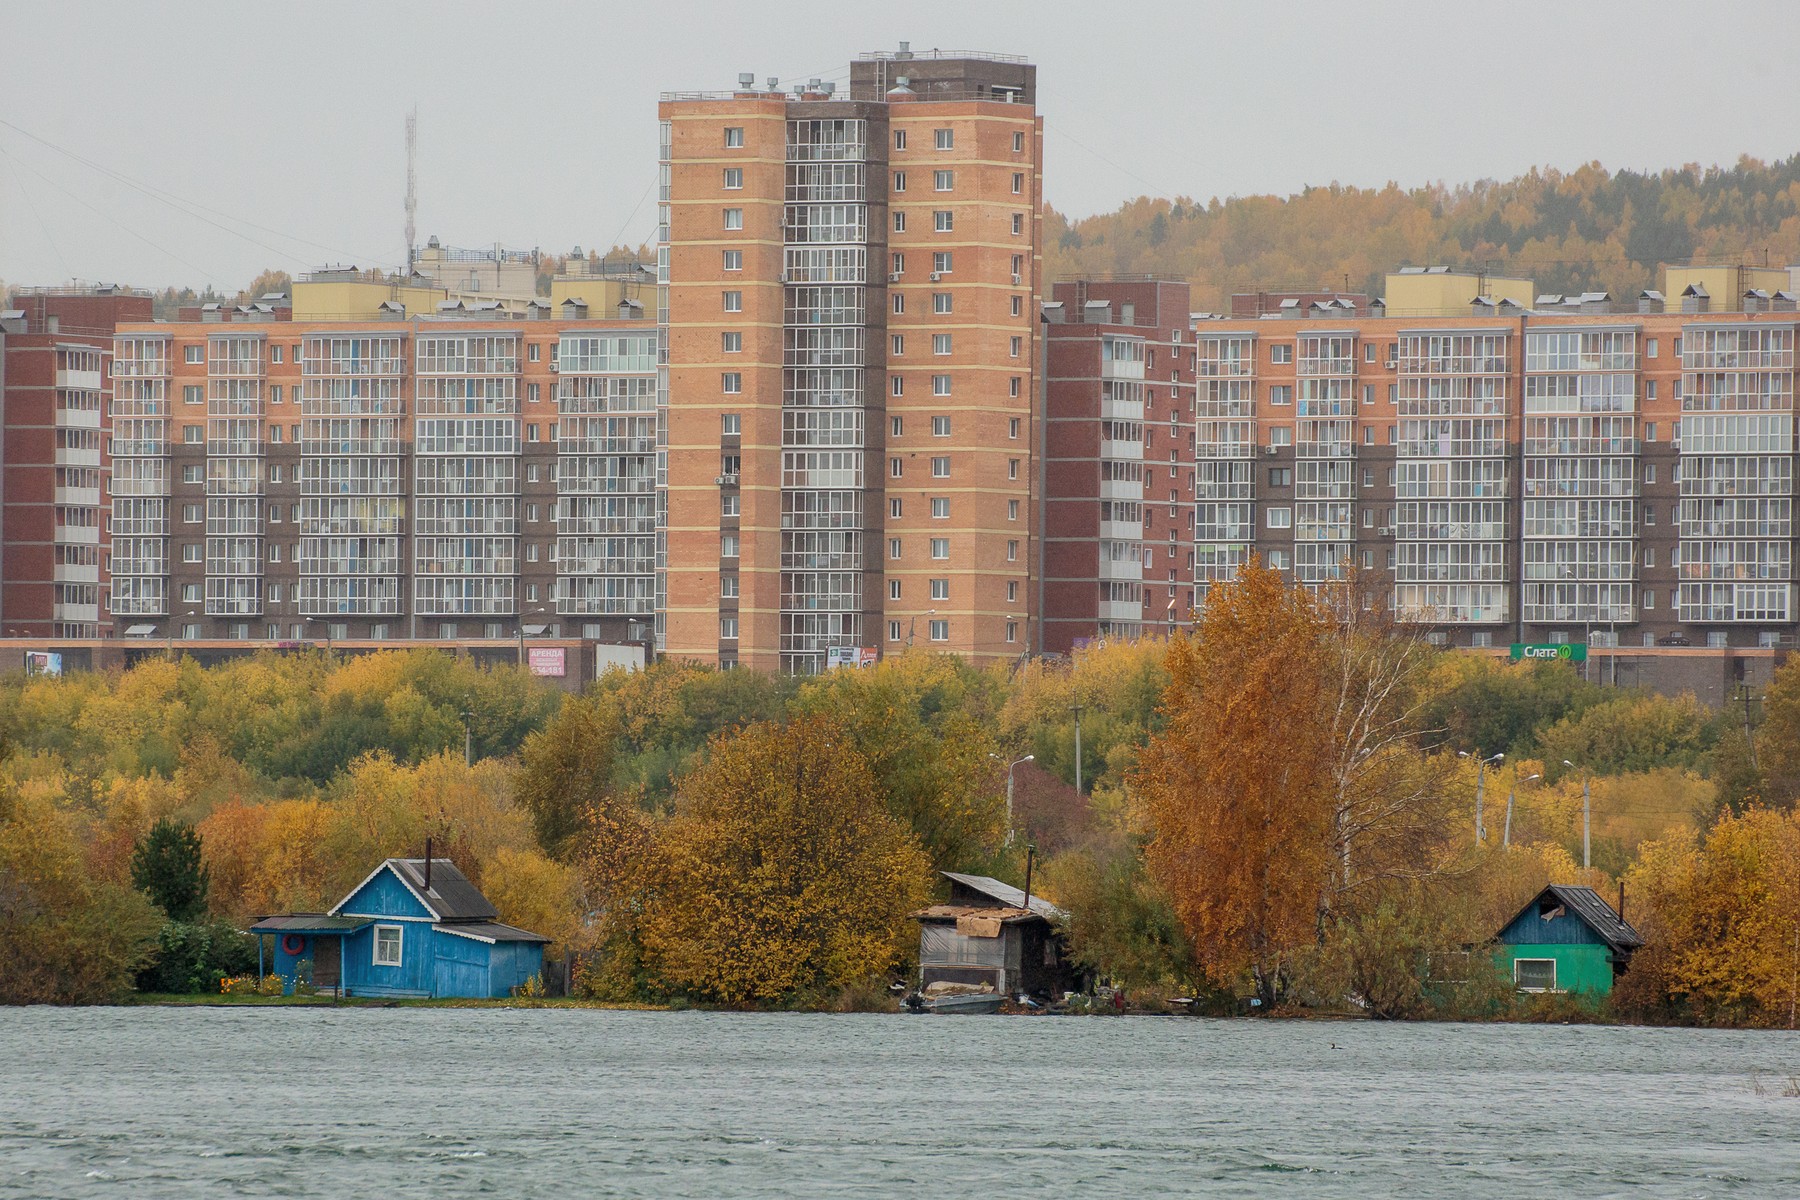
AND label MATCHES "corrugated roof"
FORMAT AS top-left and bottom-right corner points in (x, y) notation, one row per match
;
(1502, 884), (1644, 952)
(911, 903), (1036, 923)
(436, 921), (551, 945)
(248, 914), (371, 935)
(390, 859), (499, 922)
(940, 871), (1067, 920)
